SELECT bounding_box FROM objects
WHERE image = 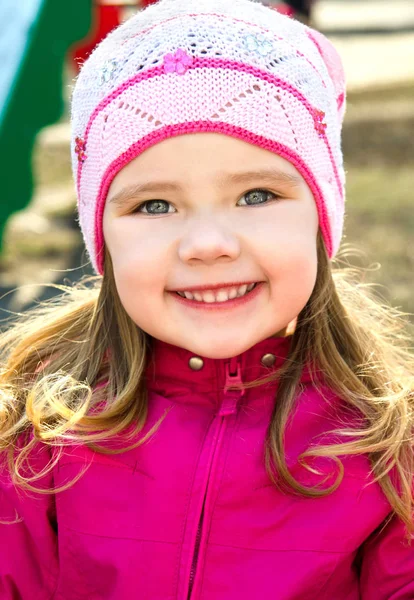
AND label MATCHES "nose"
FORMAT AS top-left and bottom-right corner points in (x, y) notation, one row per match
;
(178, 216), (241, 265)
